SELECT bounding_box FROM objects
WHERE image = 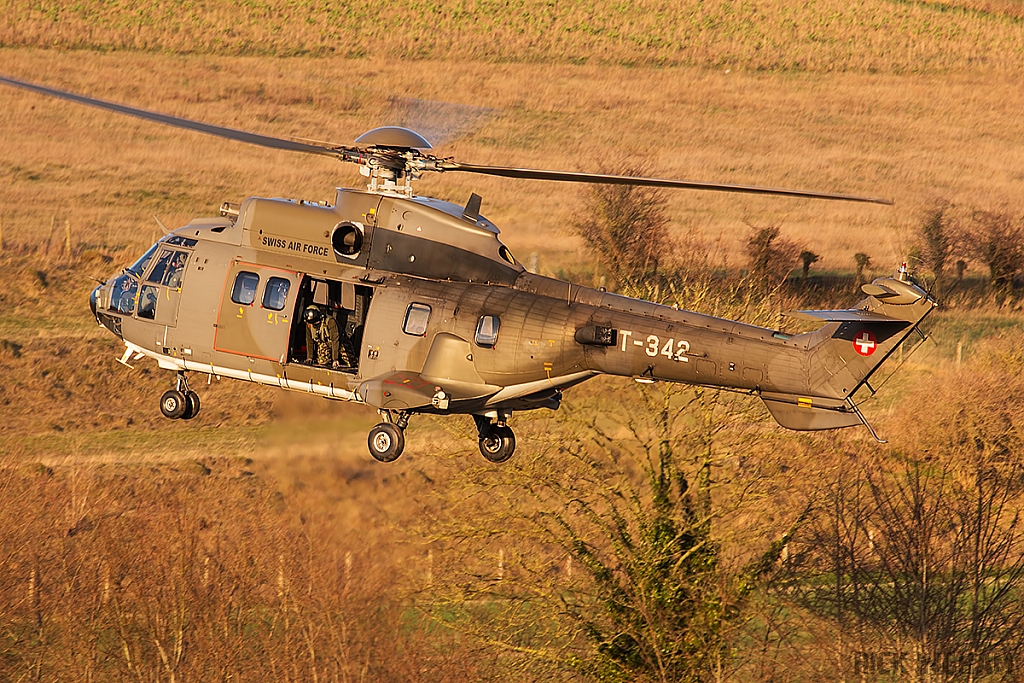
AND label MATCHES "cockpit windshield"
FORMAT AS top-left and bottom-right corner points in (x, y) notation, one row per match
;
(124, 235), (198, 278)
(126, 243), (160, 277)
